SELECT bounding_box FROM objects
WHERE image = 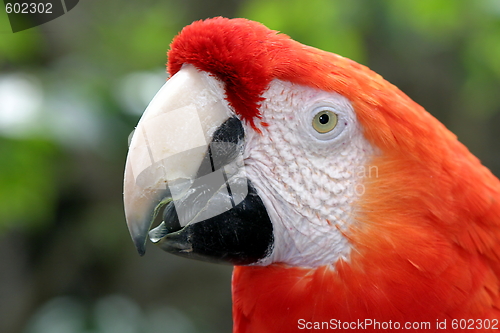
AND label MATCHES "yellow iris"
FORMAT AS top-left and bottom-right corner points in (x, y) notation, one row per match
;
(312, 109), (338, 134)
